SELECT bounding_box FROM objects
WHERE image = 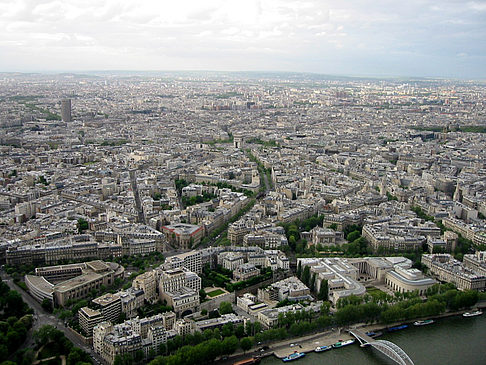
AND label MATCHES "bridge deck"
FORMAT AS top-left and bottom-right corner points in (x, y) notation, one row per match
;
(349, 329), (414, 365)
(349, 329), (375, 344)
